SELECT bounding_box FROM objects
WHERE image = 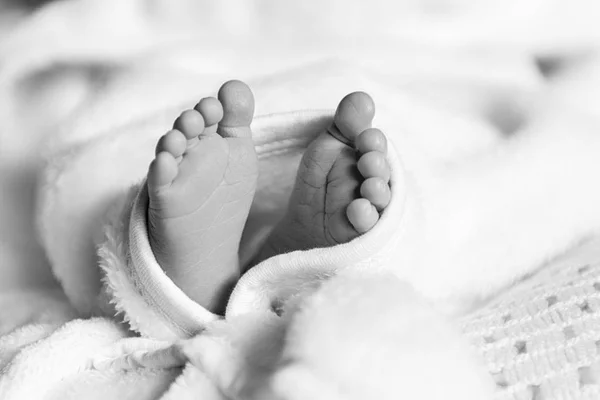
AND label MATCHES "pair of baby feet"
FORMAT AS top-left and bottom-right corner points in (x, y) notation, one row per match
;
(146, 80), (392, 313)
